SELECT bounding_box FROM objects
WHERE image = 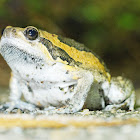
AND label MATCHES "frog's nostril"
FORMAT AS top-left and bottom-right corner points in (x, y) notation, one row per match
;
(1, 28), (5, 36)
